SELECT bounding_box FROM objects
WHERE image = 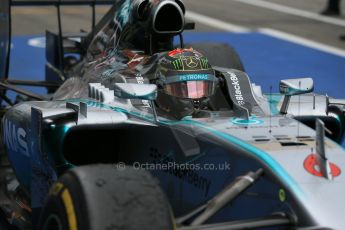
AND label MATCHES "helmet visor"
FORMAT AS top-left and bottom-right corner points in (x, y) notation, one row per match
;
(164, 80), (216, 99)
